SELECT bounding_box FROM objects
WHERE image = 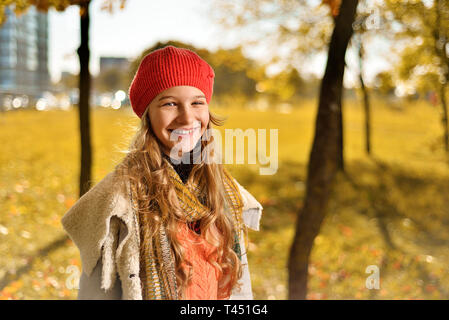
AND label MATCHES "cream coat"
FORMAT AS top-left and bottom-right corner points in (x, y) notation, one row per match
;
(61, 169), (263, 300)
